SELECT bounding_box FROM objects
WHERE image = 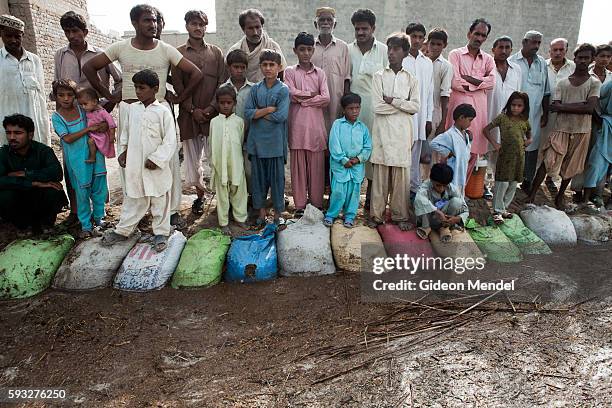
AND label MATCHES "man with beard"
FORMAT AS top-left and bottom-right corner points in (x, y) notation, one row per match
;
(445, 18), (495, 183)
(83, 4), (203, 227)
(542, 38), (575, 192)
(486, 36), (522, 173)
(509, 31), (550, 193)
(172, 10), (226, 215)
(0, 15), (50, 147)
(311, 6), (351, 134)
(348, 8), (388, 210)
(228, 9), (287, 82)
(0, 114), (67, 232)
